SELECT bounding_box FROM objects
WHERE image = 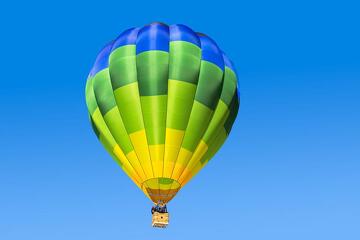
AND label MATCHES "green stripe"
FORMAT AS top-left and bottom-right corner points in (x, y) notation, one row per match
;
(182, 101), (213, 151)
(89, 113), (100, 138)
(109, 45), (137, 89)
(98, 135), (114, 157)
(202, 100), (229, 143)
(224, 91), (239, 134)
(99, 135), (123, 167)
(113, 83), (144, 133)
(103, 107), (134, 154)
(220, 67), (237, 106)
(140, 95), (167, 144)
(200, 128), (227, 164)
(91, 108), (116, 148)
(169, 41), (201, 83)
(136, 51), (169, 96)
(166, 80), (197, 130)
(85, 77), (97, 114)
(195, 61), (224, 109)
(92, 69), (116, 115)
